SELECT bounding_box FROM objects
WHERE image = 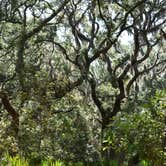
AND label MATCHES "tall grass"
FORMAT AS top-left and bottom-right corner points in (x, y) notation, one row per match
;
(1, 153), (29, 166)
(42, 159), (64, 166)
(0, 154), (153, 166)
(0, 153), (65, 166)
